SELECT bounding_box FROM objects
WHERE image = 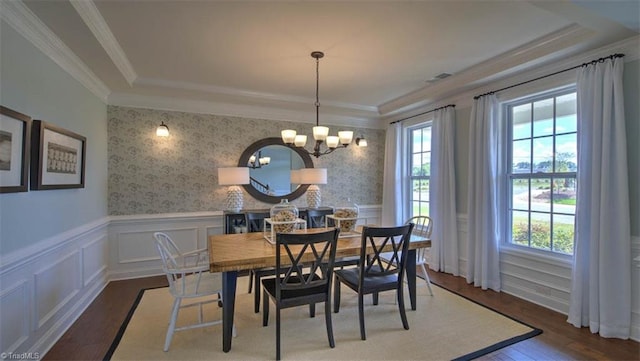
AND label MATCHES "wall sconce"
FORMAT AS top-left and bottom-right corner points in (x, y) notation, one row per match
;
(217, 167), (250, 212)
(156, 121), (169, 137)
(355, 136), (367, 147)
(299, 168), (327, 209)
